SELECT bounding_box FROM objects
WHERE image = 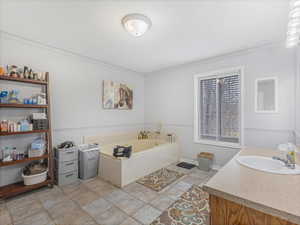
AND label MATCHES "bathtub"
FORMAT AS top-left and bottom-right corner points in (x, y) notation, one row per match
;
(85, 136), (180, 187)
